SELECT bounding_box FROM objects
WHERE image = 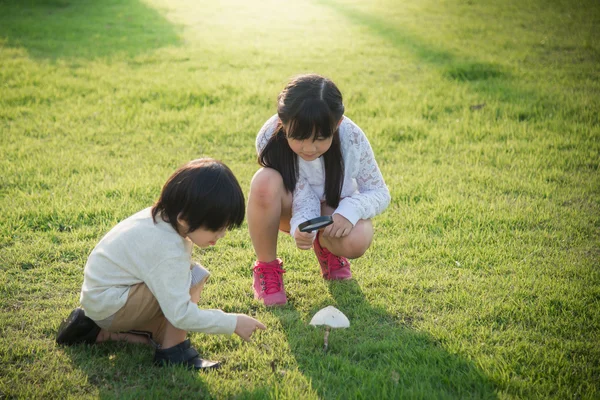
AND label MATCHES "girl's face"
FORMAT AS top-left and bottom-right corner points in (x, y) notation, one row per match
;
(177, 217), (227, 247)
(287, 134), (333, 162)
(283, 118), (343, 161)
